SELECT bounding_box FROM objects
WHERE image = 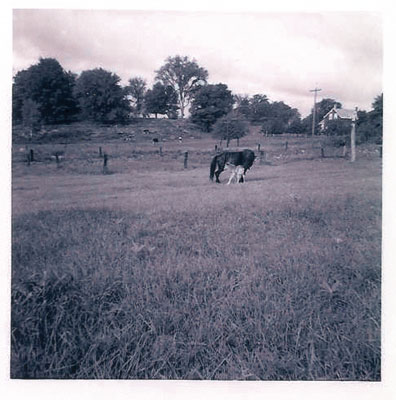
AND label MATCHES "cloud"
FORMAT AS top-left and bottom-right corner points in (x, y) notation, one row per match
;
(13, 10), (382, 116)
